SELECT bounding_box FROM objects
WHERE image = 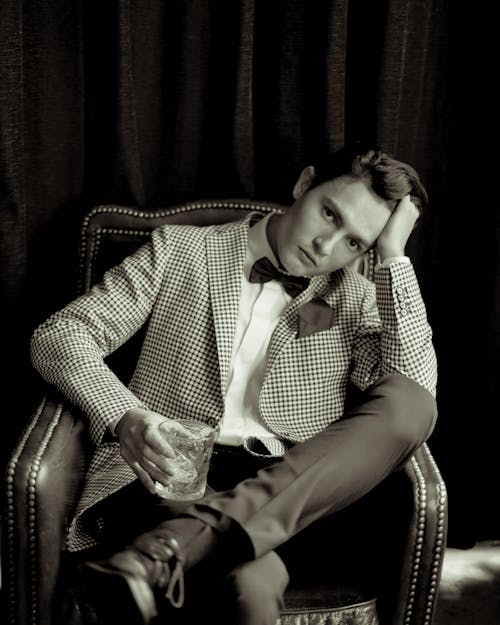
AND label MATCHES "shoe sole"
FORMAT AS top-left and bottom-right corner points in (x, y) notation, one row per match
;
(80, 561), (158, 625)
